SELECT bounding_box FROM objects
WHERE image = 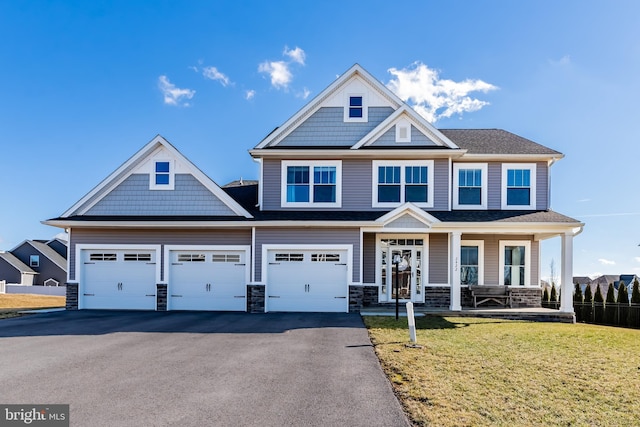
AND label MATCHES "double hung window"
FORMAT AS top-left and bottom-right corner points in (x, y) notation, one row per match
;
(281, 161), (341, 207)
(373, 161), (433, 207)
(502, 164), (536, 209)
(453, 164), (487, 209)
